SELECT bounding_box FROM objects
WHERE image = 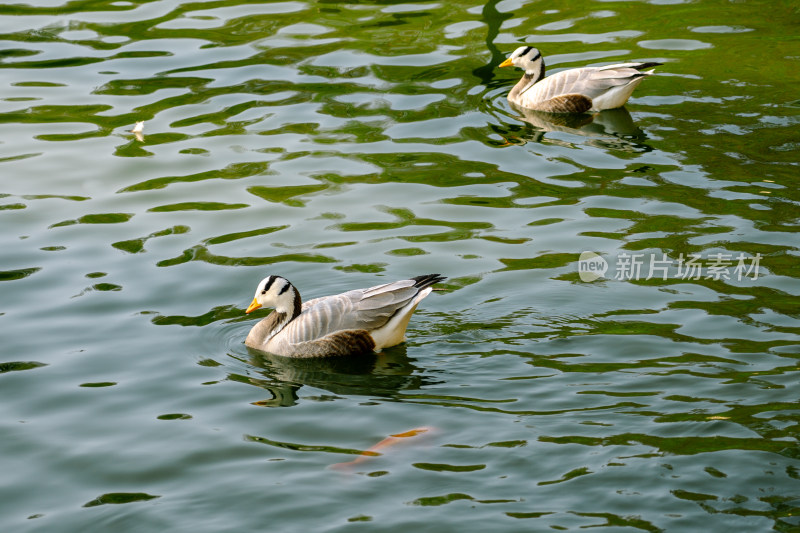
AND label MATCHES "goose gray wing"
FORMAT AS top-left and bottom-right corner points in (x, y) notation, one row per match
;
(518, 63), (657, 112)
(279, 280), (421, 345)
(583, 63), (658, 97)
